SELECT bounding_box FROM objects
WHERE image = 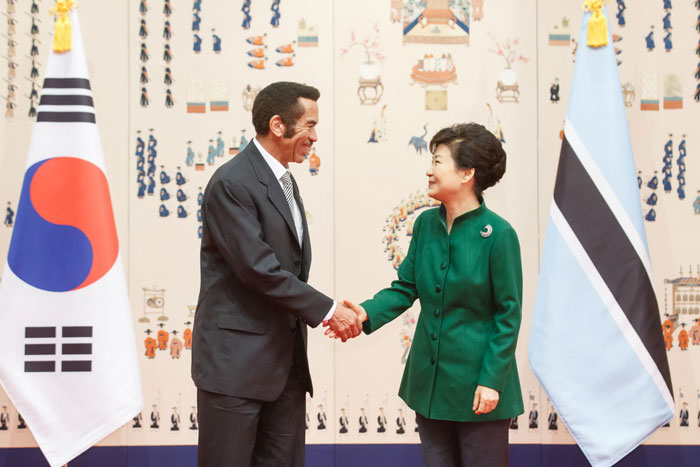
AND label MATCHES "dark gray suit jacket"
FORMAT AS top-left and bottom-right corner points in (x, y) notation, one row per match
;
(192, 142), (333, 402)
